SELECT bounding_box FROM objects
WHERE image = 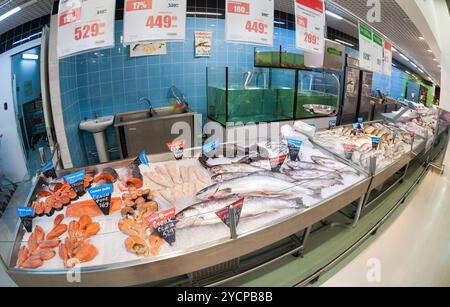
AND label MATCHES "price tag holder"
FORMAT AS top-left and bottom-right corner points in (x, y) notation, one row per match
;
(202, 139), (220, 157)
(329, 120), (337, 129)
(131, 151), (149, 167)
(287, 138), (303, 161)
(295, 0), (325, 54)
(225, 0), (274, 46)
(269, 153), (288, 172)
(146, 208), (177, 245)
(215, 198), (244, 229)
(358, 117), (364, 124)
(64, 170), (86, 197)
(123, 0), (187, 44)
(16, 206), (34, 232)
(88, 184), (113, 215)
(40, 161), (57, 179)
(166, 140), (185, 160)
(371, 137), (381, 150)
(57, 0), (116, 59)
